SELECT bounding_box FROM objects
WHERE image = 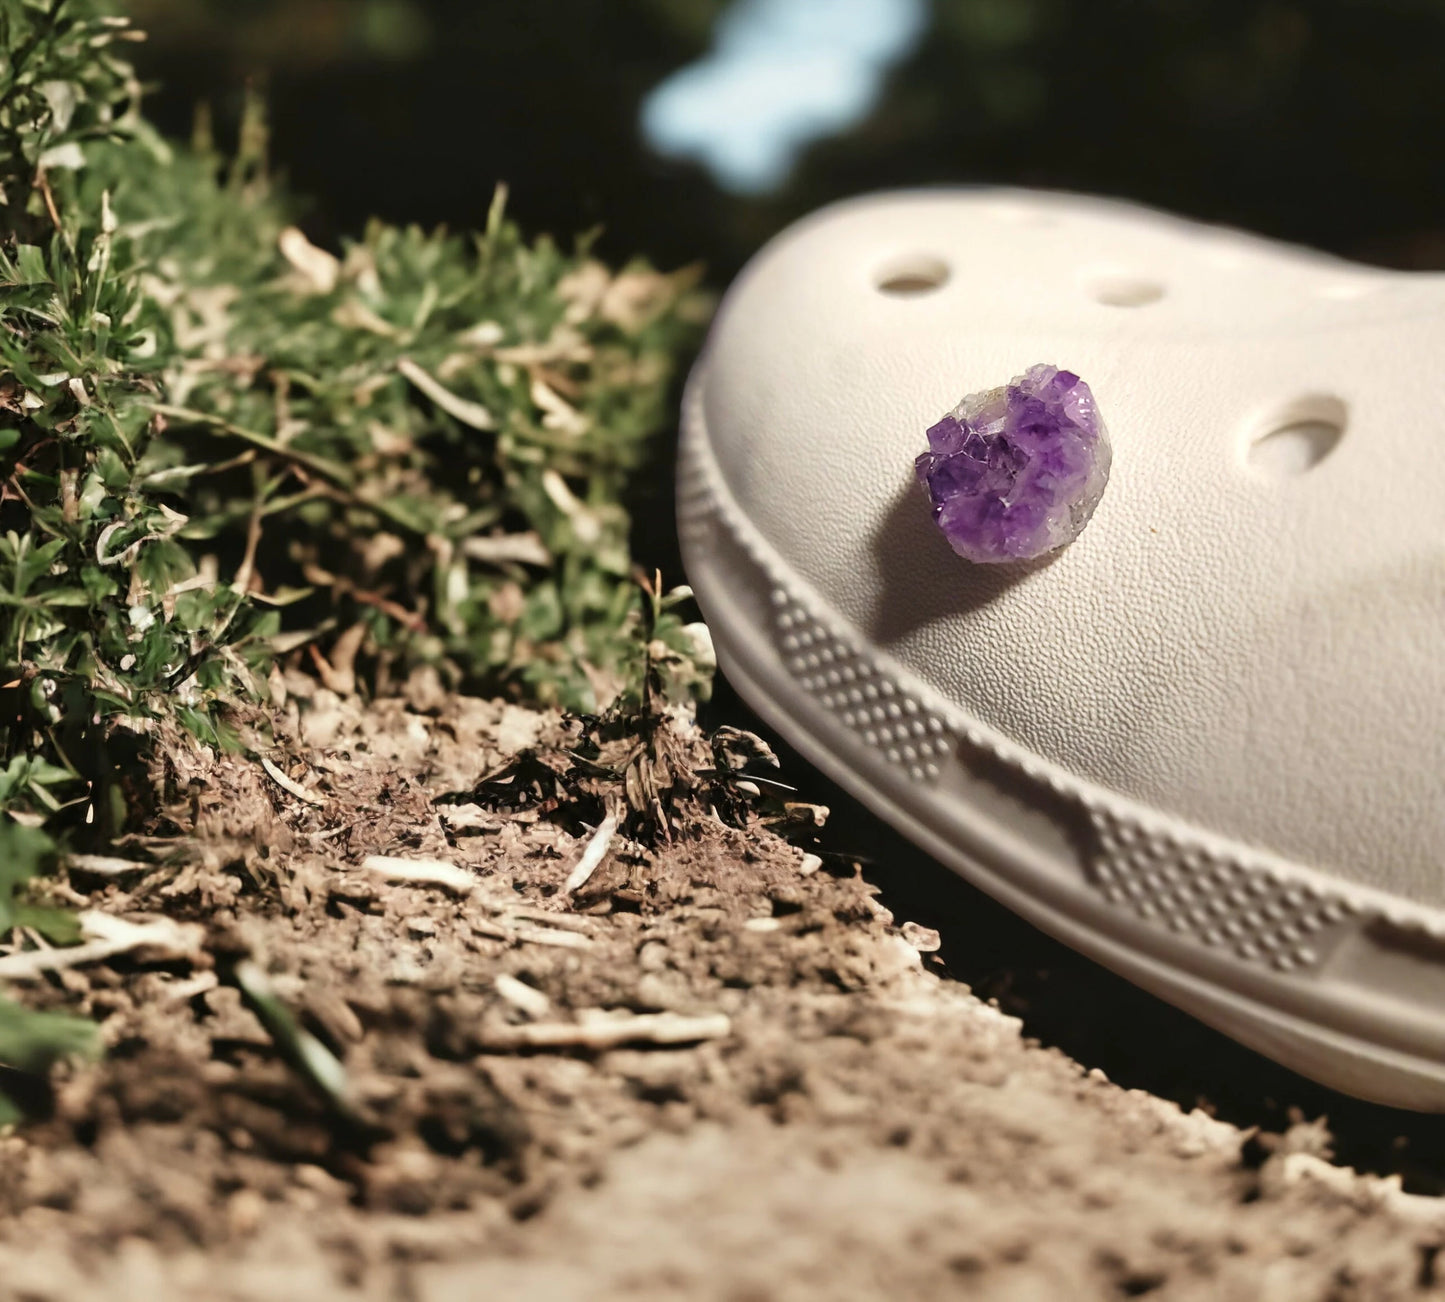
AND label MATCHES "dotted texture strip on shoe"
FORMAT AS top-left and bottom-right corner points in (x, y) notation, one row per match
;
(760, 551), (1378, 976)
(769, 589), (957, 784)
(1085, 808), (1362, 973)
(675, 435), (719, 554)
